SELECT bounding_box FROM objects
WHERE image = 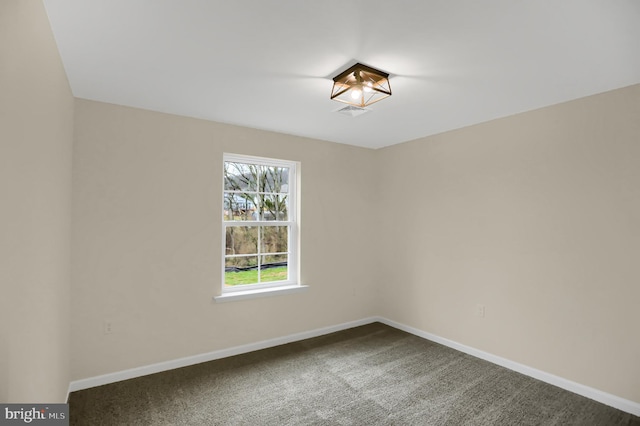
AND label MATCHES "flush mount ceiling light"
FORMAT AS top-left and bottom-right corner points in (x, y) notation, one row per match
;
(330, 63), (391, 108)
